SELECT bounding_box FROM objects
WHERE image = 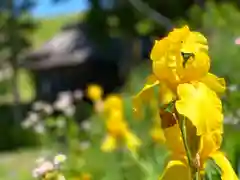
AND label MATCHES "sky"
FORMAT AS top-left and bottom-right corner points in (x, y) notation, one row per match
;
(32, 0), (89, 17)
